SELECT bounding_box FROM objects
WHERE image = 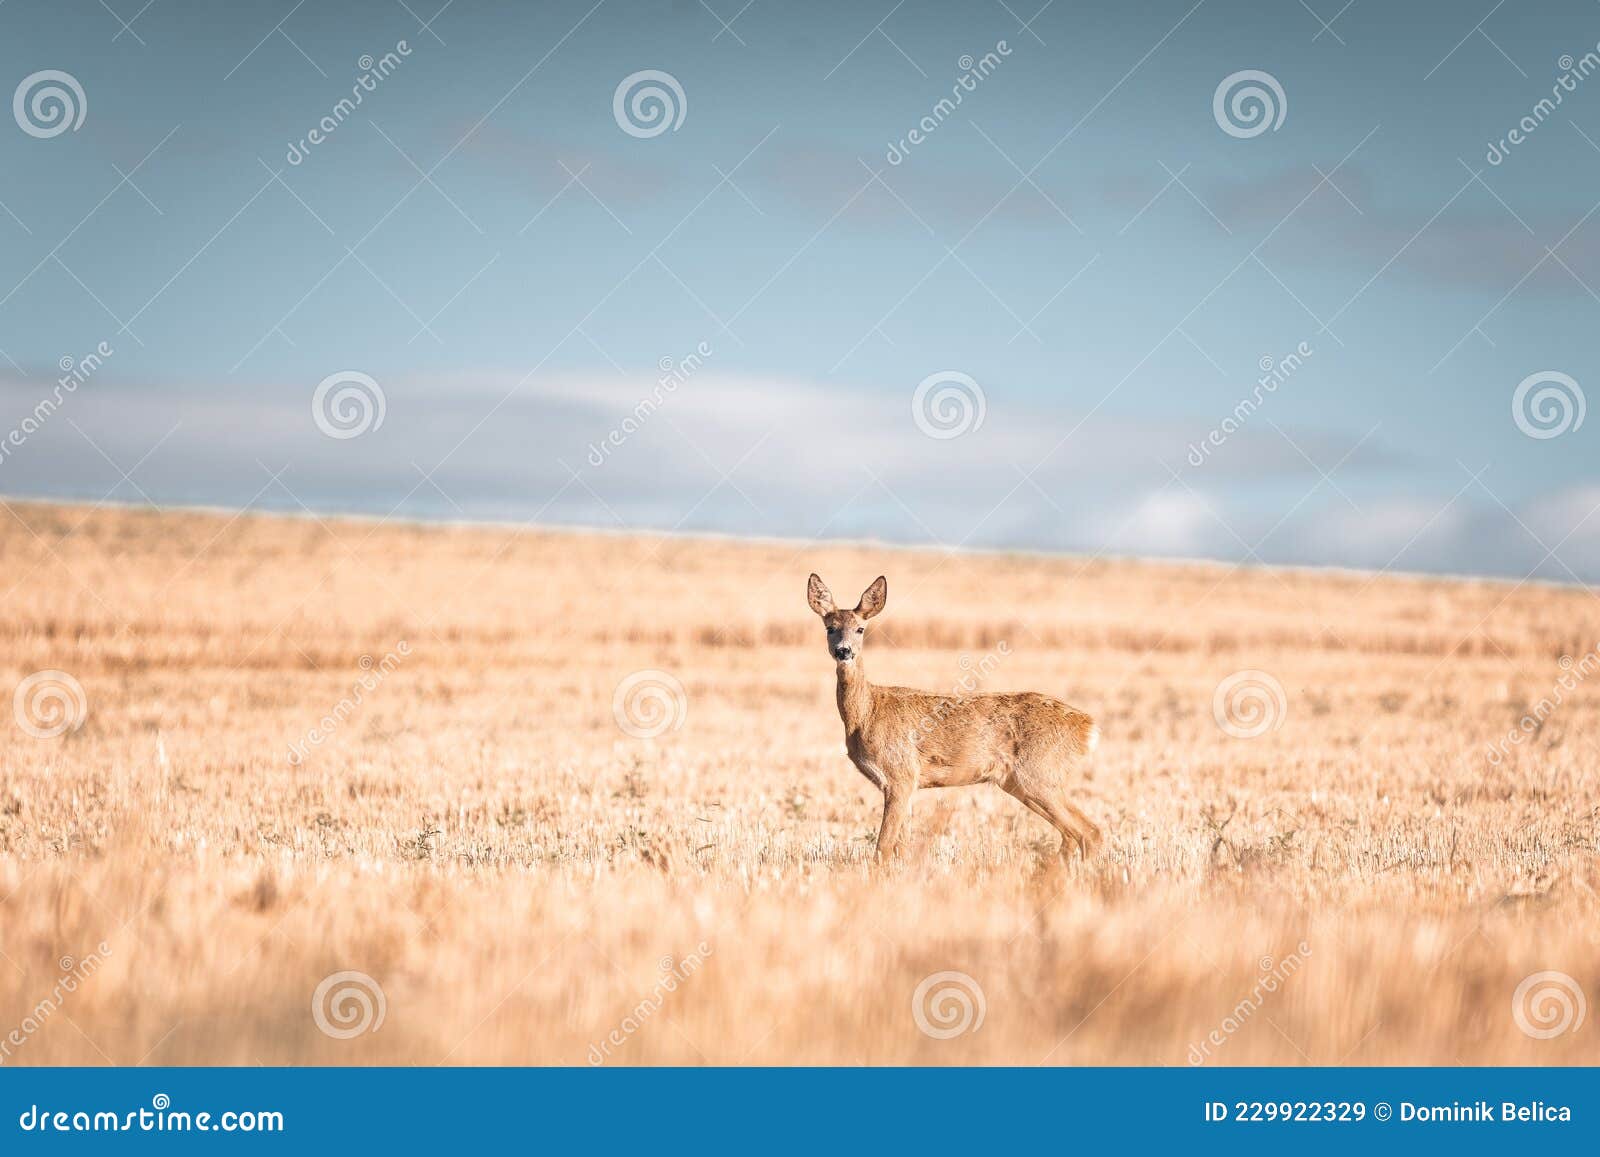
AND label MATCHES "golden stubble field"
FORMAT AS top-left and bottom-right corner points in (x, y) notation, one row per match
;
(0, 499), (1596, 1066)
